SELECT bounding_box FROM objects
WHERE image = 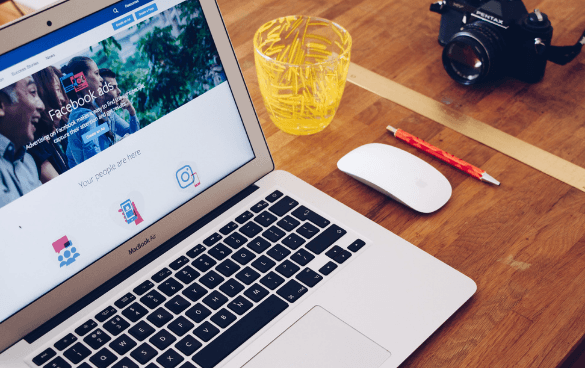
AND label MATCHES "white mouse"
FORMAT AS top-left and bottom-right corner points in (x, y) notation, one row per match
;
(337, 143), (452, 213)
